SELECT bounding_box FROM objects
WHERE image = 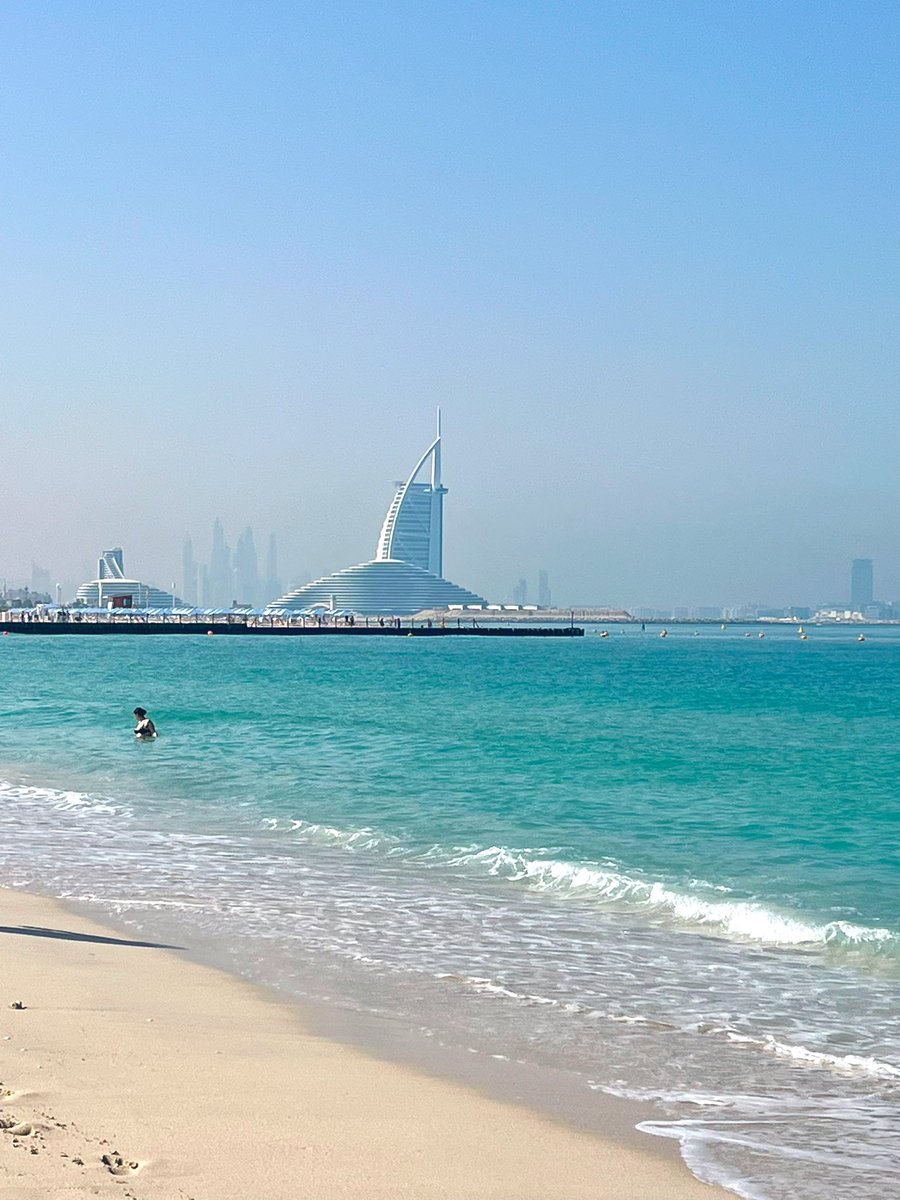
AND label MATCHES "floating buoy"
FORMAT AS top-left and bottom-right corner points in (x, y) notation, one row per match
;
(600, 630), (609, 637)
(660, 629), (668, 638)
(800, 633), (808, 640)
(207, 630), (215, 636)
(858, 634), (865, 642)
(759, 632), (765, 638)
